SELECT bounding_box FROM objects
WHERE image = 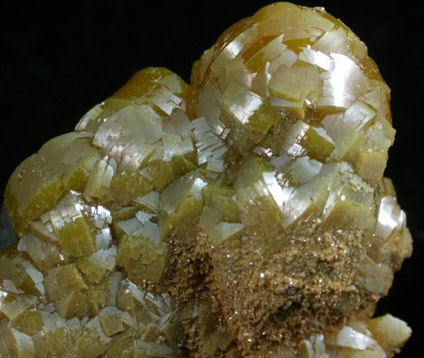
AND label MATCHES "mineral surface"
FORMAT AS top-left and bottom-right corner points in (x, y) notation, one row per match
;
(0, 2), (412, 358)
